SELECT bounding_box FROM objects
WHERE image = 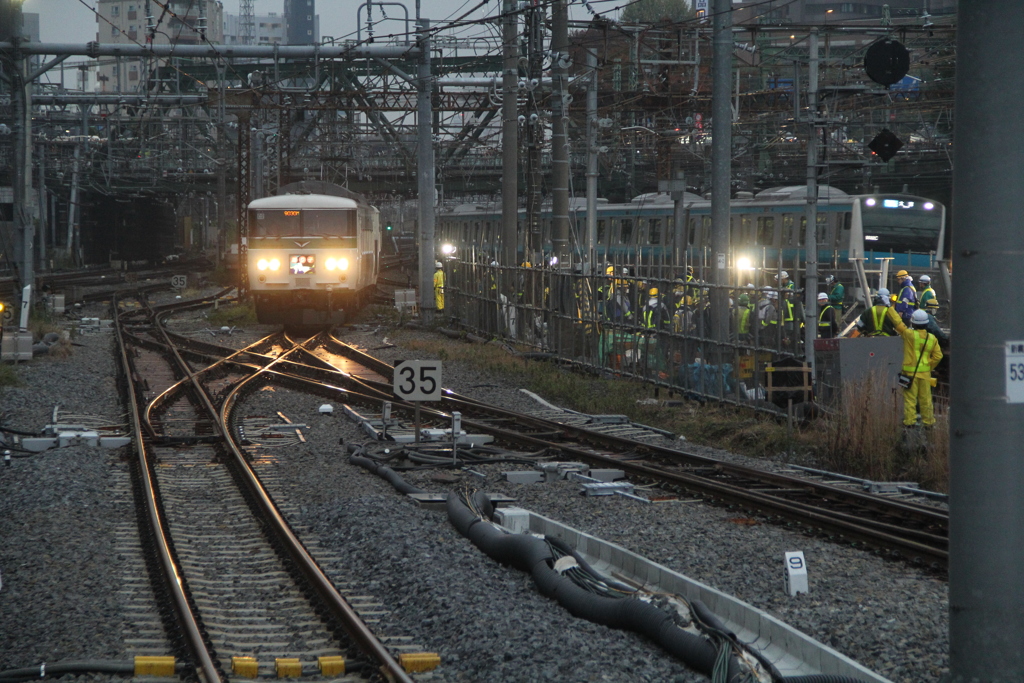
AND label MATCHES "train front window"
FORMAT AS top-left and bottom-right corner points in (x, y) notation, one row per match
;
(861, 200), (942, 252)
(253, 209), (301, 237)
(303, 209), (356, 237)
